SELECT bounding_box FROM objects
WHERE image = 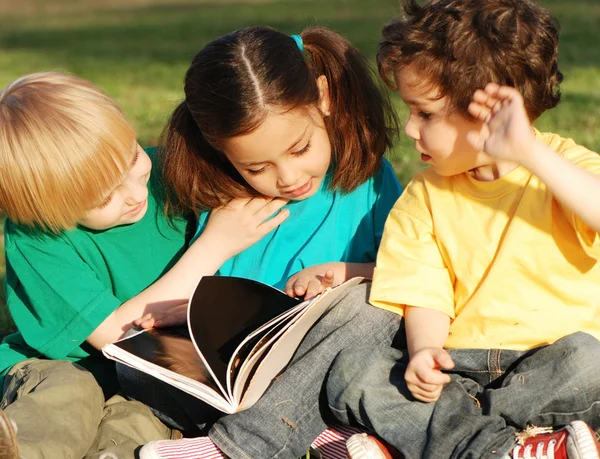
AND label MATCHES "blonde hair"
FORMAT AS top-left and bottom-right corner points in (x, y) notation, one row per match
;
(0, 72), (136, 233)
